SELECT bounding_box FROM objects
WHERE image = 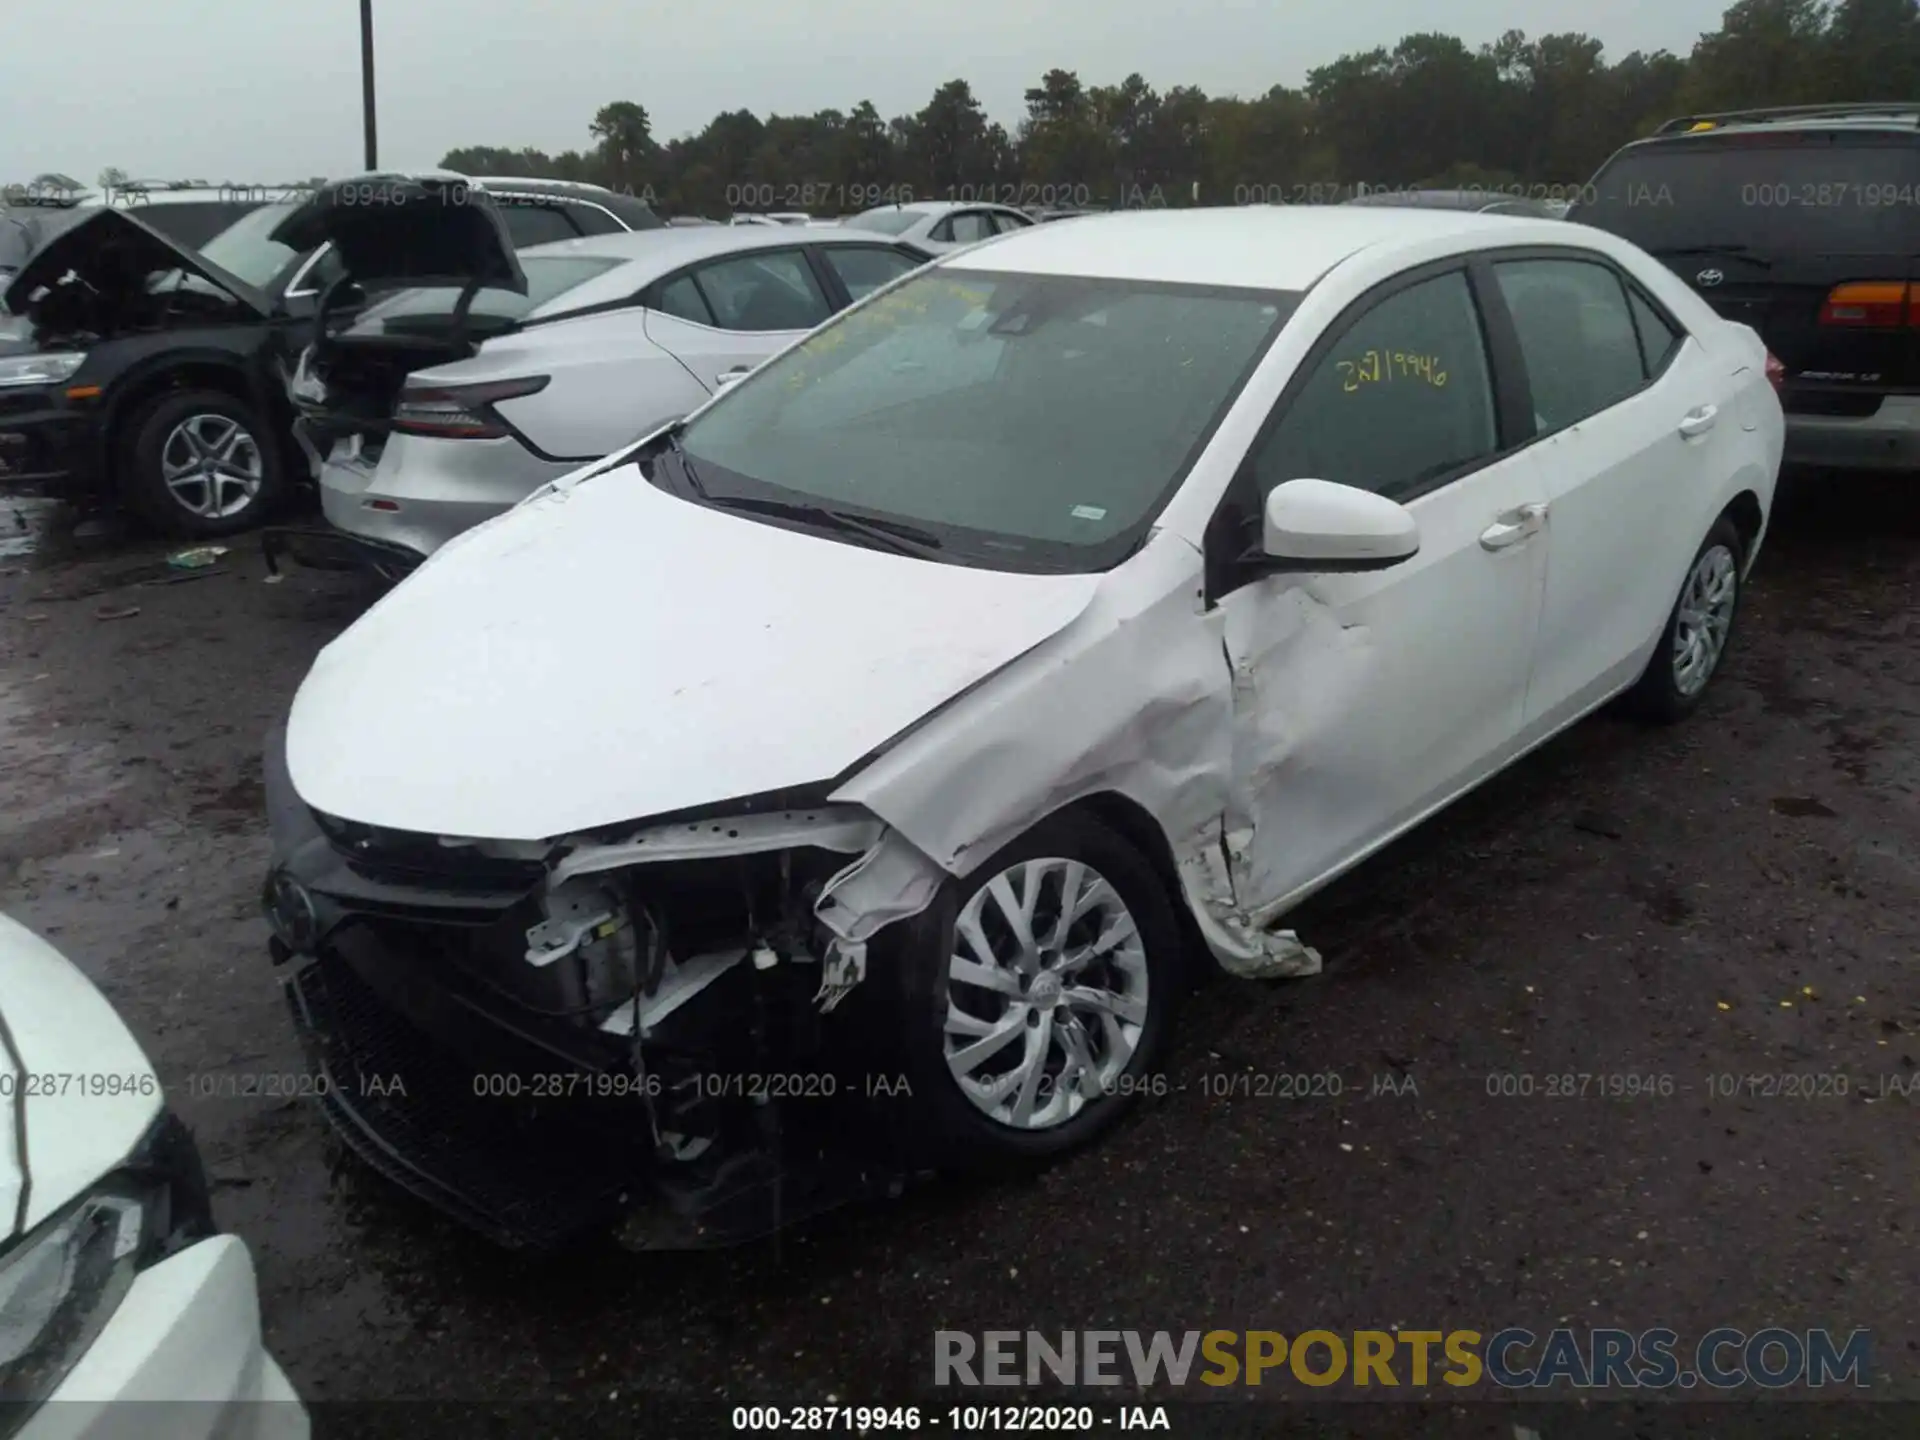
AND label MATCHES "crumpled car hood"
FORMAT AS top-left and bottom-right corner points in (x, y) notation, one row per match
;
(1, 205), (269, 327)
(286, 466), (1103, 840)
(0, 914), (161, 1238)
